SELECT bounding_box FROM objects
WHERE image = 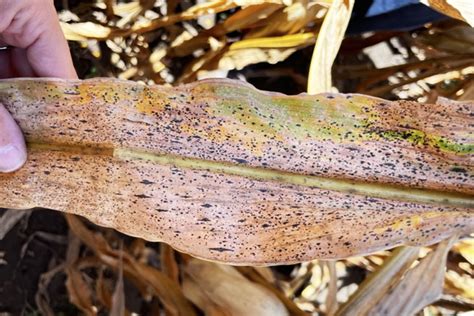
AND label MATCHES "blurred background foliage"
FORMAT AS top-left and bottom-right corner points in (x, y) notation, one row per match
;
(58, 0), (474, 101)
(0, 0), (473, 315)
